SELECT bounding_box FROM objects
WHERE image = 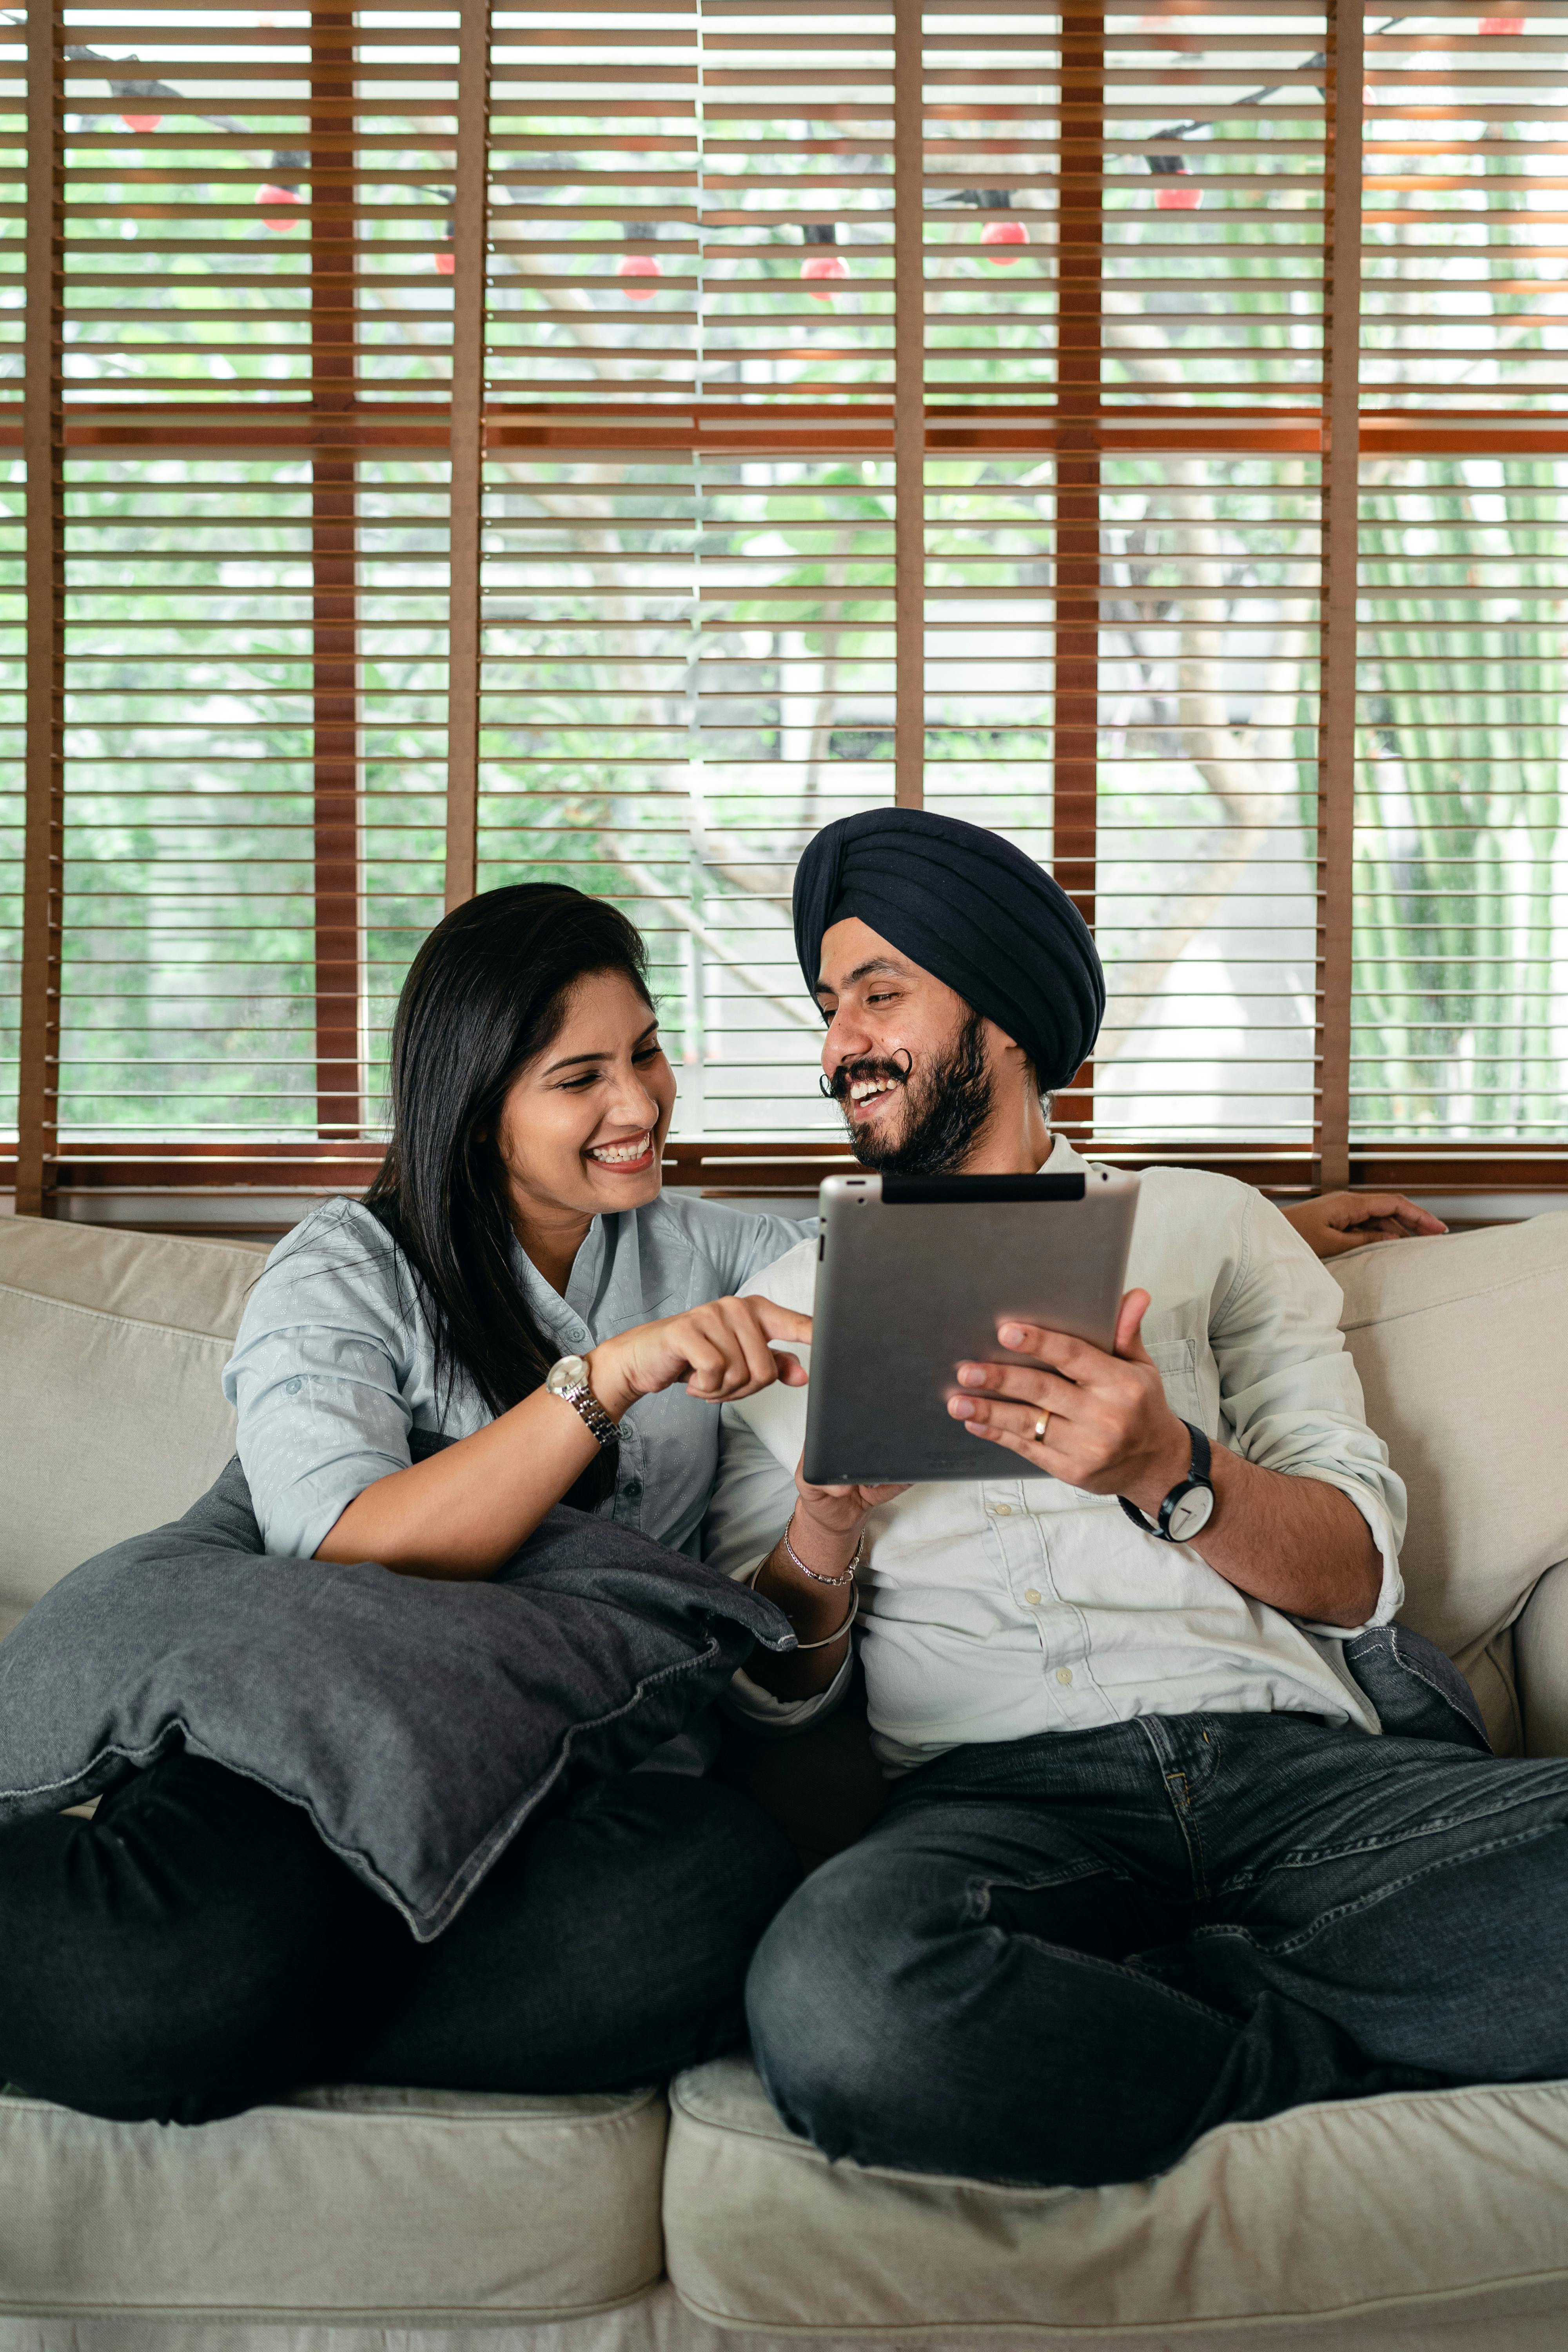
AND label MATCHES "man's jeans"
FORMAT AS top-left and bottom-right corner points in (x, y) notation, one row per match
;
(746, 1711), (1568, 2187)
